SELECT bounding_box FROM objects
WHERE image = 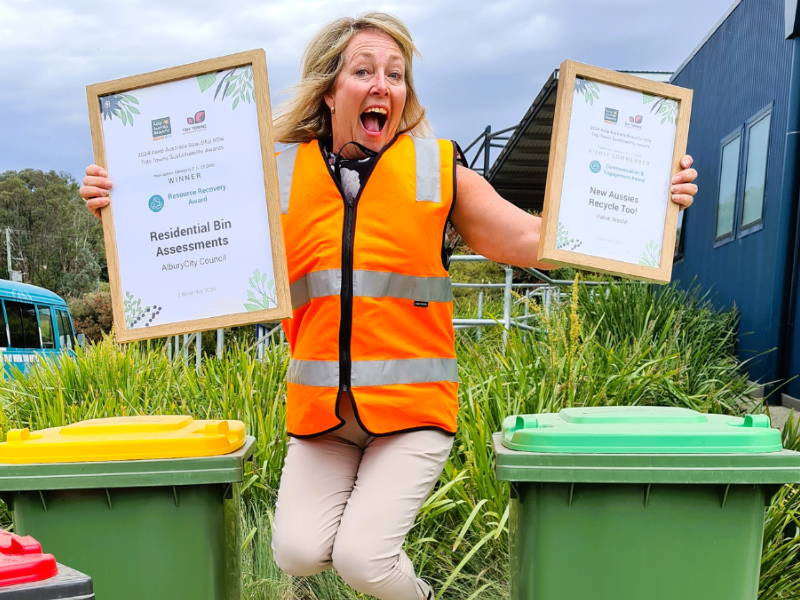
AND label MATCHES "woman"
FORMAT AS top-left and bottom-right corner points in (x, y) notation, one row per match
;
(81, 12), (698, 600)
